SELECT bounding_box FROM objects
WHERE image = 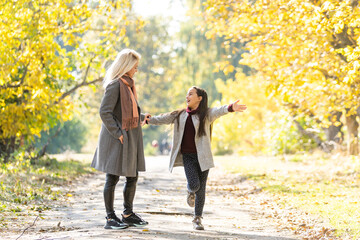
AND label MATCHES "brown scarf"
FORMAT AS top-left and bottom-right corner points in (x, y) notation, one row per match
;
(118, 75), (139, 130)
